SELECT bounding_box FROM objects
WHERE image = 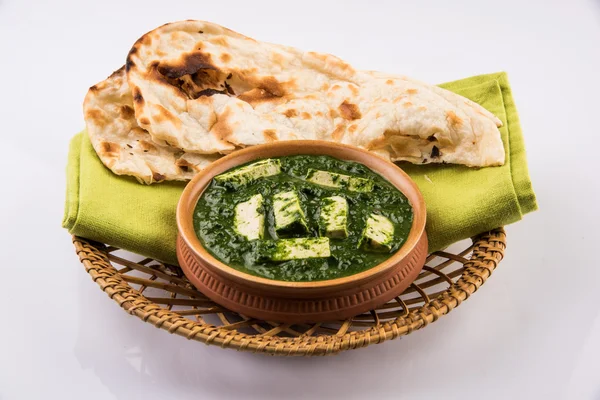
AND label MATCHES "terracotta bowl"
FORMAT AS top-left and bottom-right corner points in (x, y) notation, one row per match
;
(176, 141), (428, 323)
